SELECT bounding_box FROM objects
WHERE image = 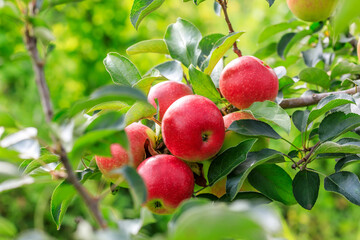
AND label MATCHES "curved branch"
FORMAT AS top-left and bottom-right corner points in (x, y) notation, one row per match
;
(217, 0), (242, 57)
(24, 1), (107, 229)
(279, 86), (359, 109)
